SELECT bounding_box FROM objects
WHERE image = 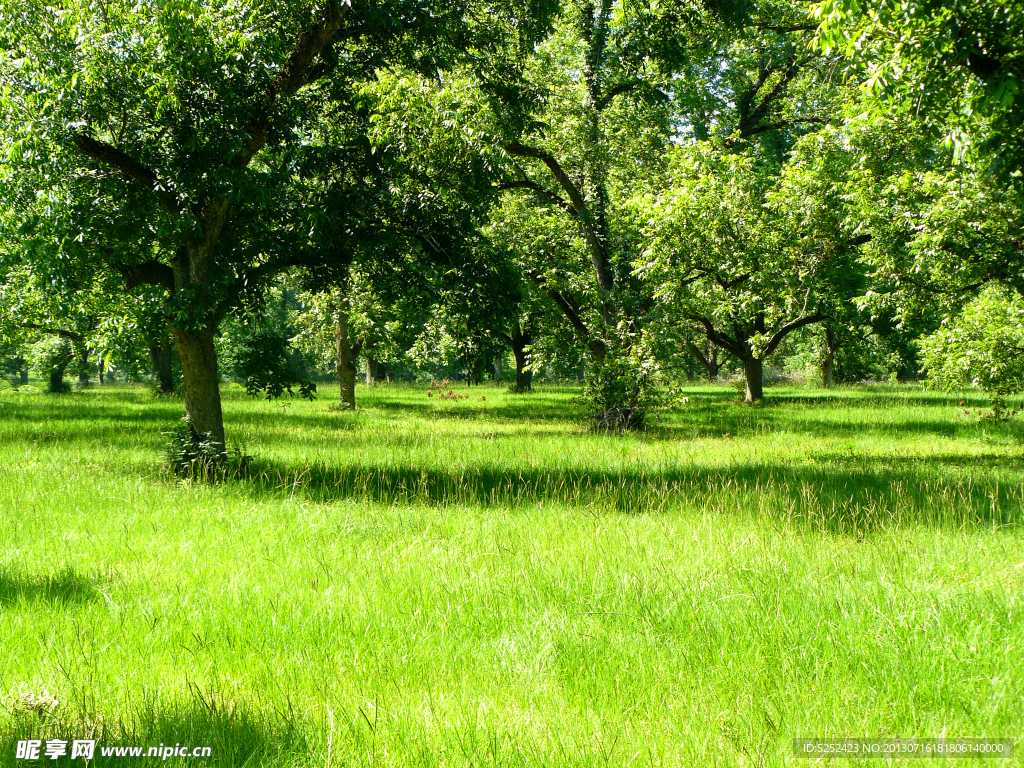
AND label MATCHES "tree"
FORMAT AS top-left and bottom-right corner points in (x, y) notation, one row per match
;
(813, 0), (1024, 177)
(845, 117), (1024, 329)
(479, 0), (841, 418)
(0, 0), (545, 450)
(921, 284), (1024, 415)
(0, 264), (137, 392)
(285, 66), (524, 408)
(634, 133), (863, 401)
